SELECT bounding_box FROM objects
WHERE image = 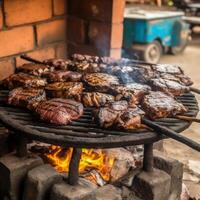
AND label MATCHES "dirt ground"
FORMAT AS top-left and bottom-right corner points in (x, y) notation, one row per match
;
(160, 34), (200, 199)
